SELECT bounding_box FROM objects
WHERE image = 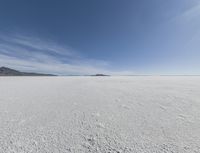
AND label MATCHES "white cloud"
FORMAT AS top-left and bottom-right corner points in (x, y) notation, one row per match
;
(0, 33), (135, 75)
(181, 2), (200, 19)
(0, 54), (107, 75)
(171, 1), (200, 23)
